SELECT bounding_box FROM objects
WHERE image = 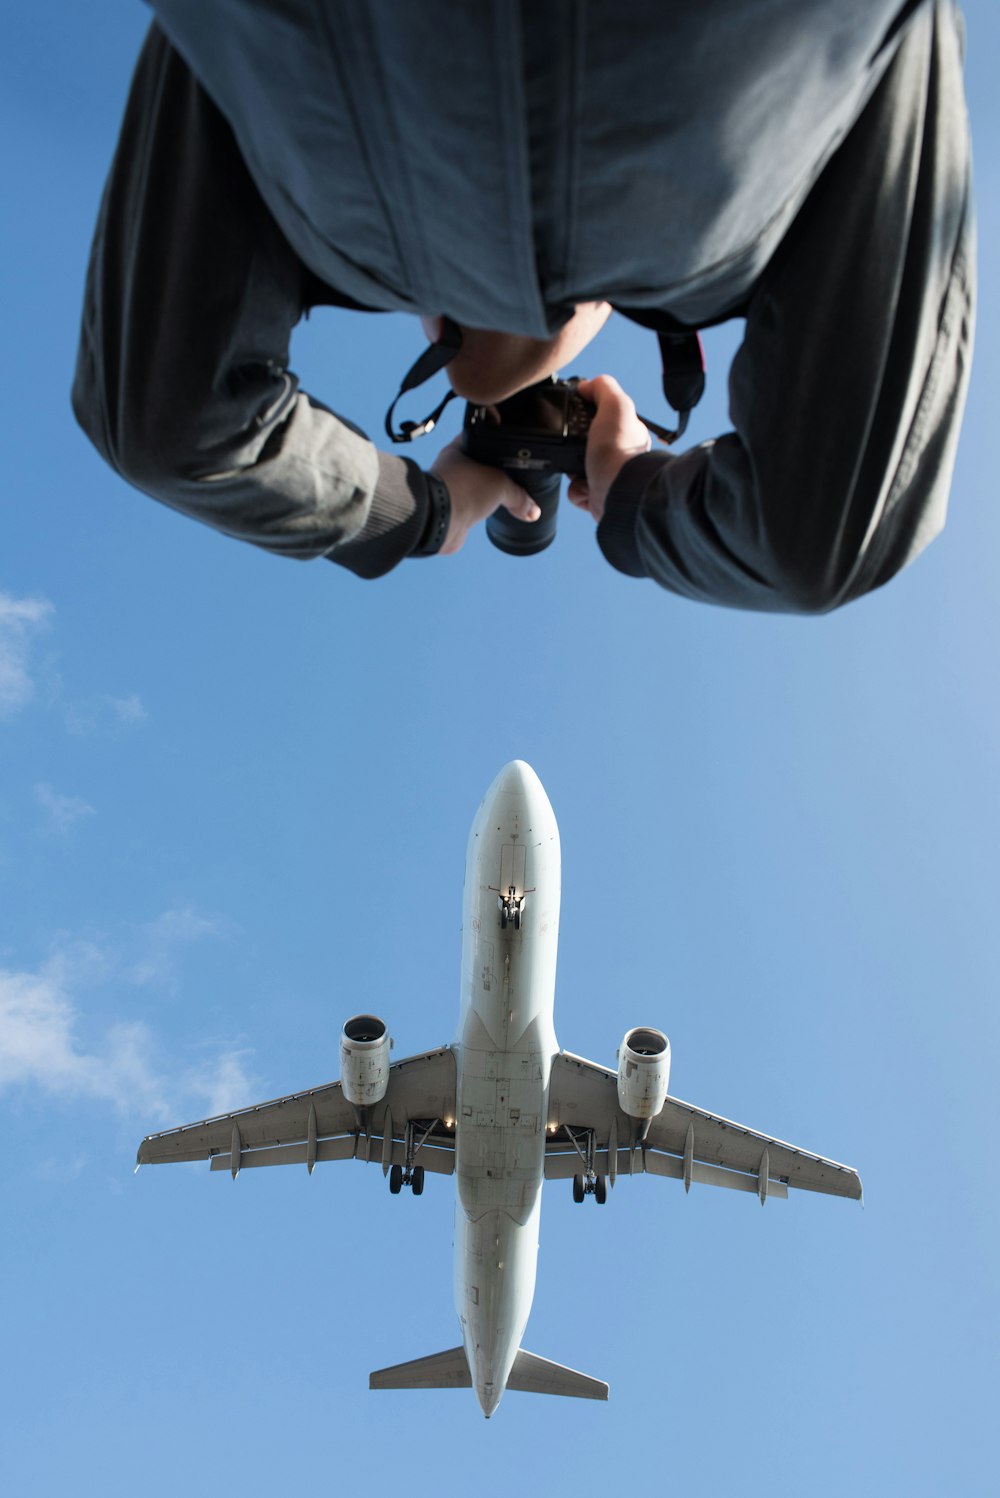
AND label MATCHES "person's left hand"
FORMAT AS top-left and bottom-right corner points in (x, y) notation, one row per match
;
(431, 436), (540, 554)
